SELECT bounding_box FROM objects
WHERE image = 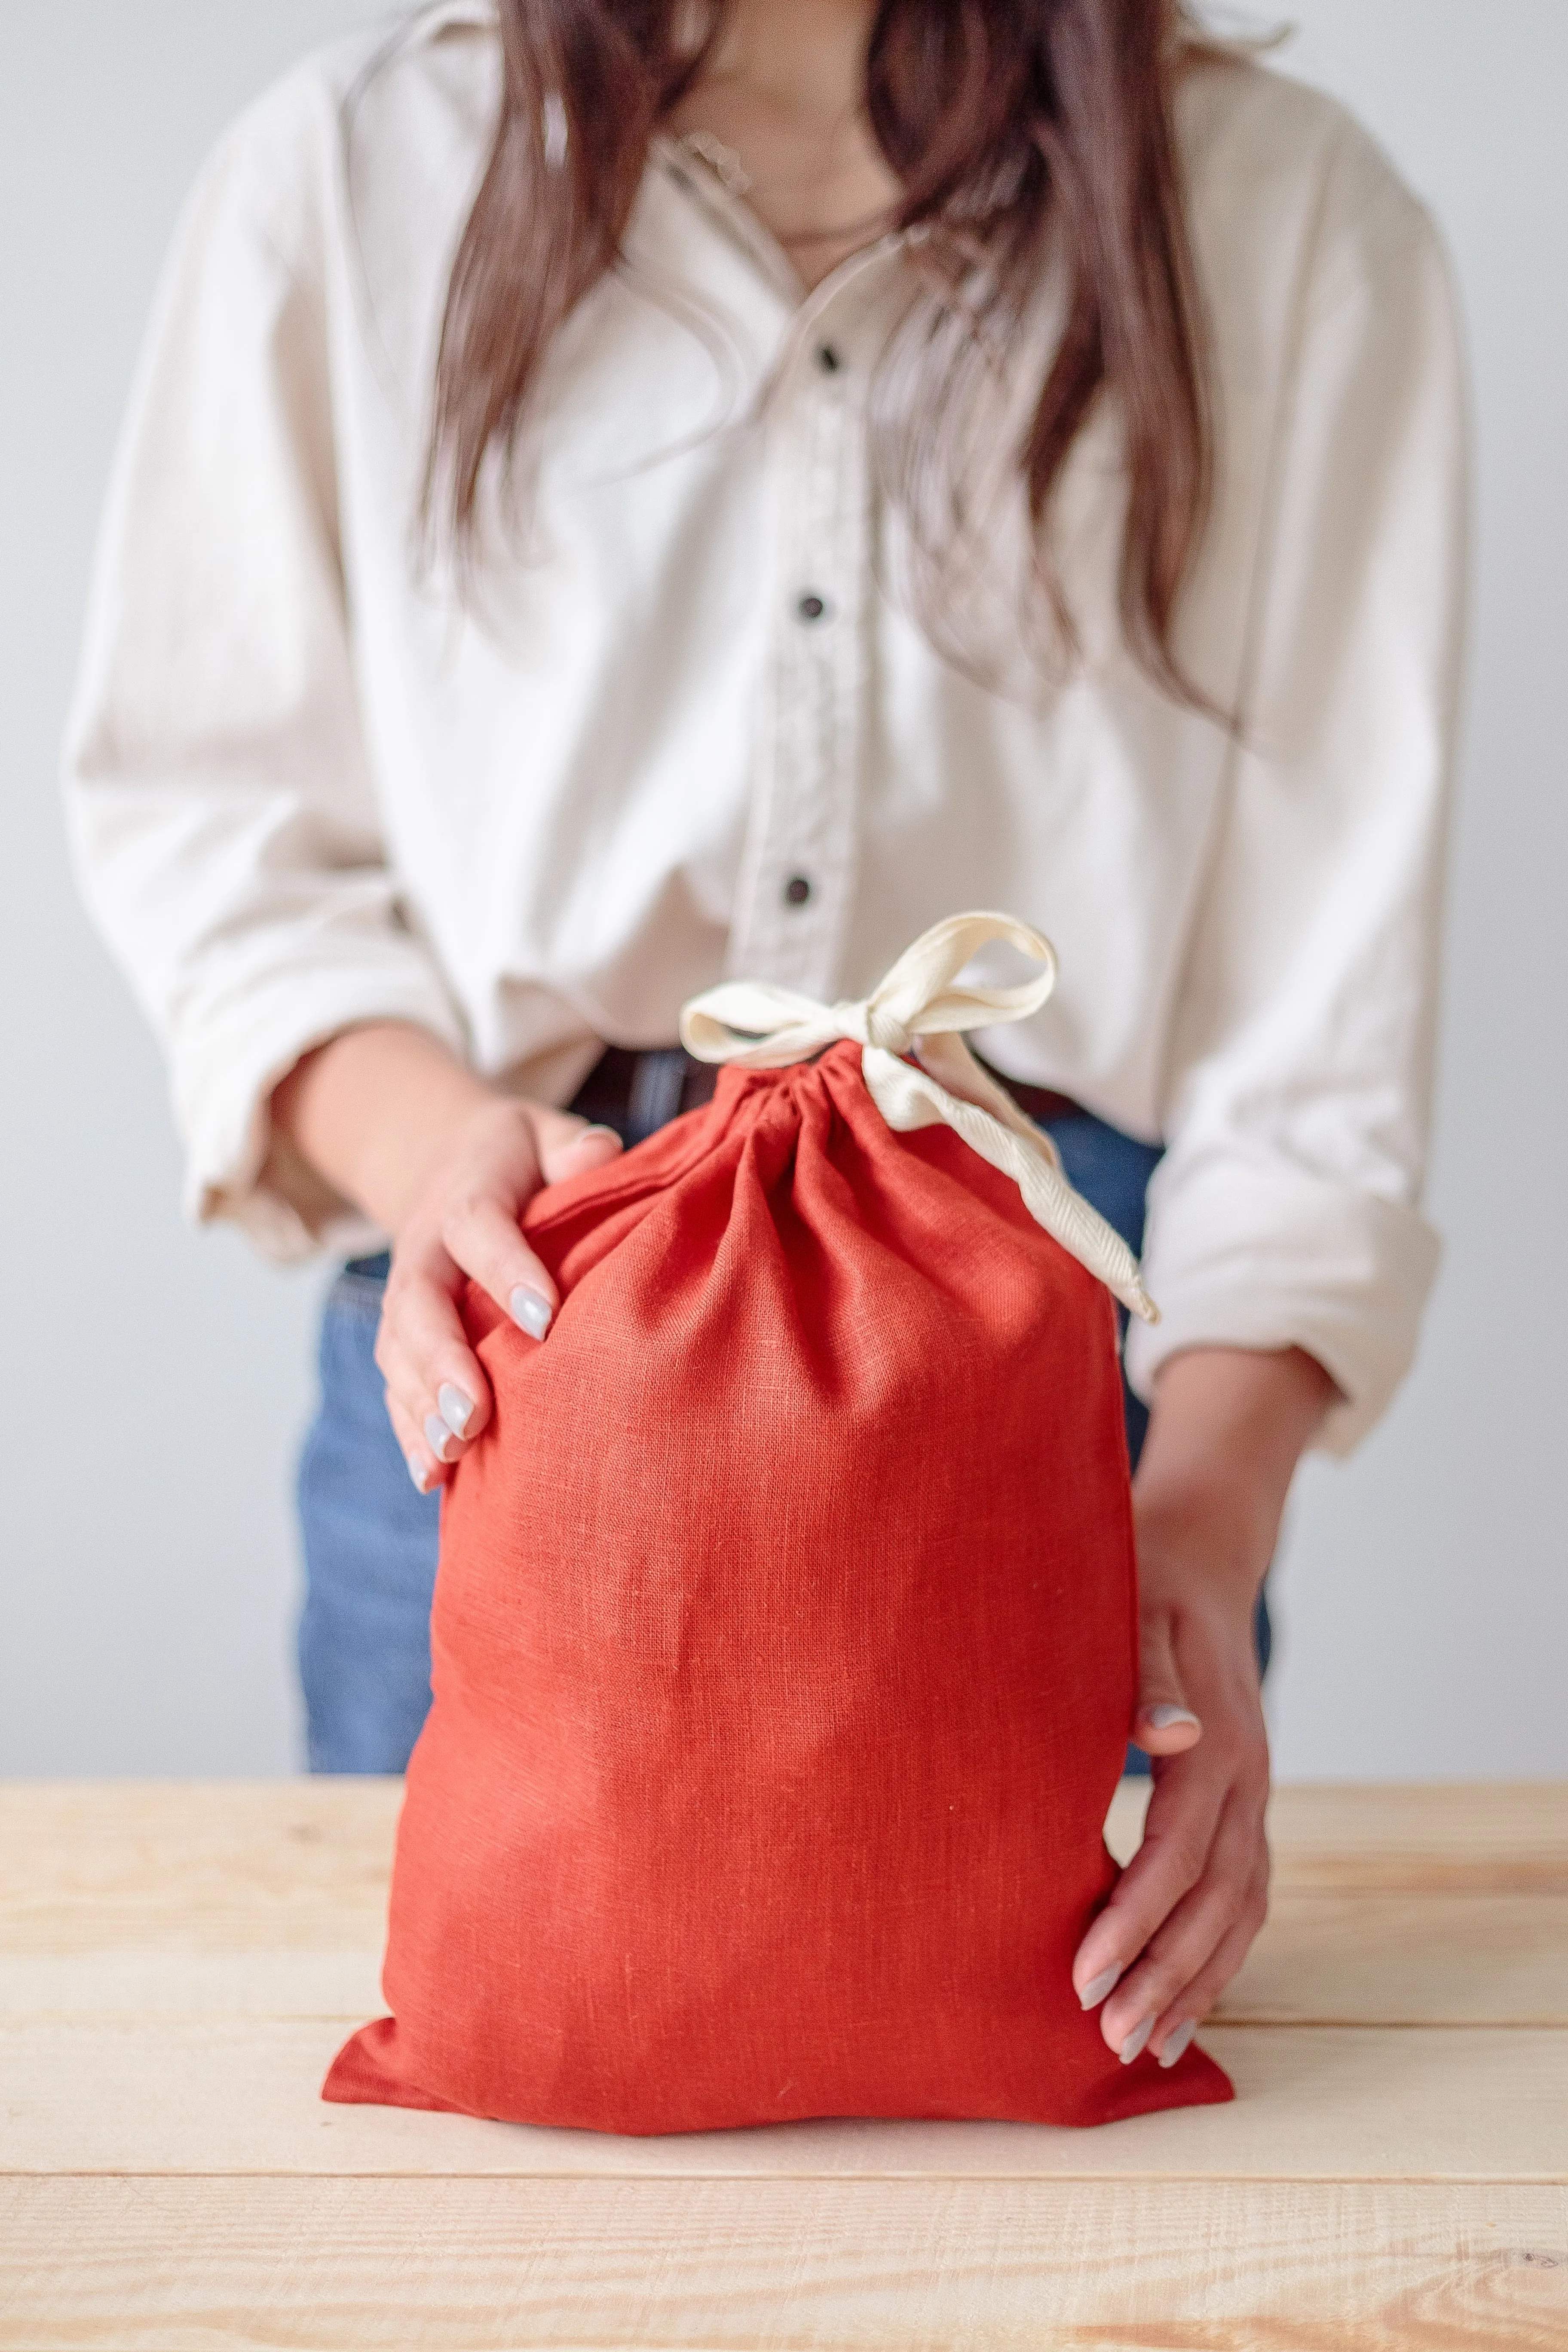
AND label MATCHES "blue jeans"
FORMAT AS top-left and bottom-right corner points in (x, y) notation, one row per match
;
(296, 1082), (1267, 1772)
